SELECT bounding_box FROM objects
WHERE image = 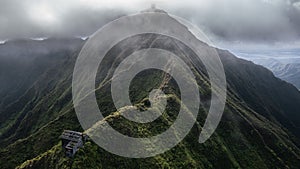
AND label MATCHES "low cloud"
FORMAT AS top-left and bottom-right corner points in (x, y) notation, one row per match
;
(0, 0), (300, 48)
